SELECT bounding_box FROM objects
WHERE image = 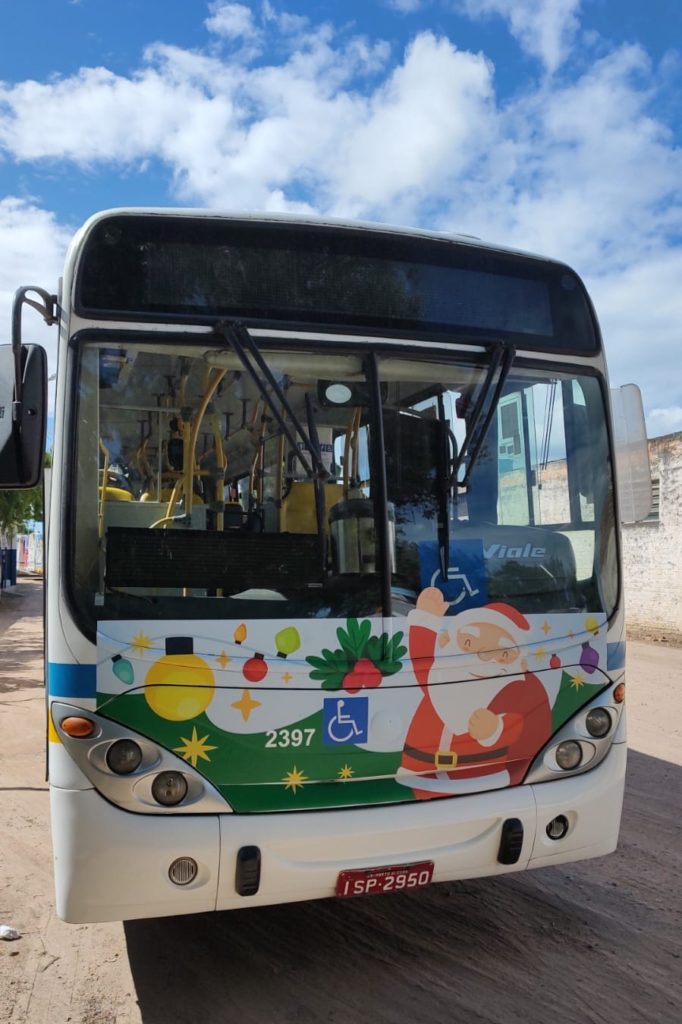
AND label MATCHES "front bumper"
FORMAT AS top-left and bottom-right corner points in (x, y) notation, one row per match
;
(51, 742), (626, 923)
